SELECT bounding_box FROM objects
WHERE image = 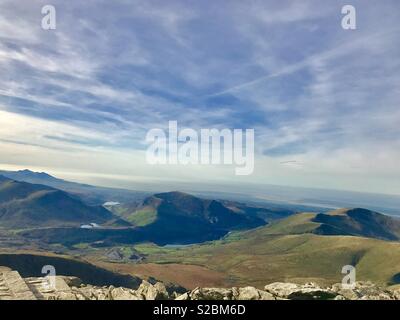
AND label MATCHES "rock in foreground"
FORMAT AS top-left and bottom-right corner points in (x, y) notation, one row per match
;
(0, 267), (399, 300)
